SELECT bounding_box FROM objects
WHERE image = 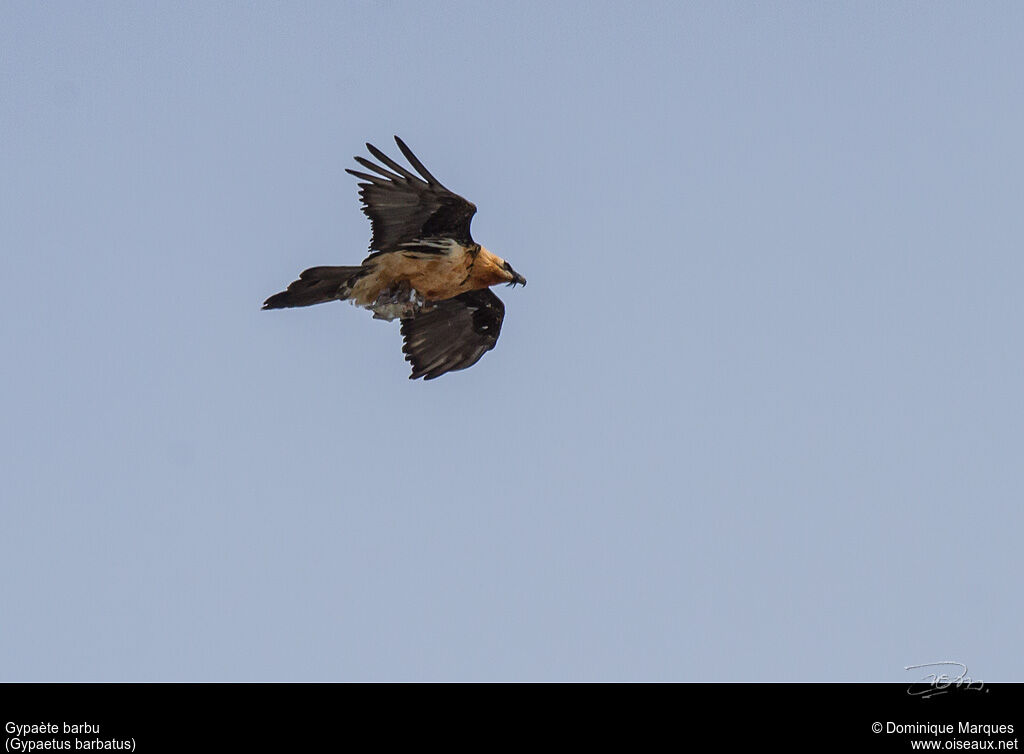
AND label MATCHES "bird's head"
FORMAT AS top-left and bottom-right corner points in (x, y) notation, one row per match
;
(477, 246), (526, 288)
